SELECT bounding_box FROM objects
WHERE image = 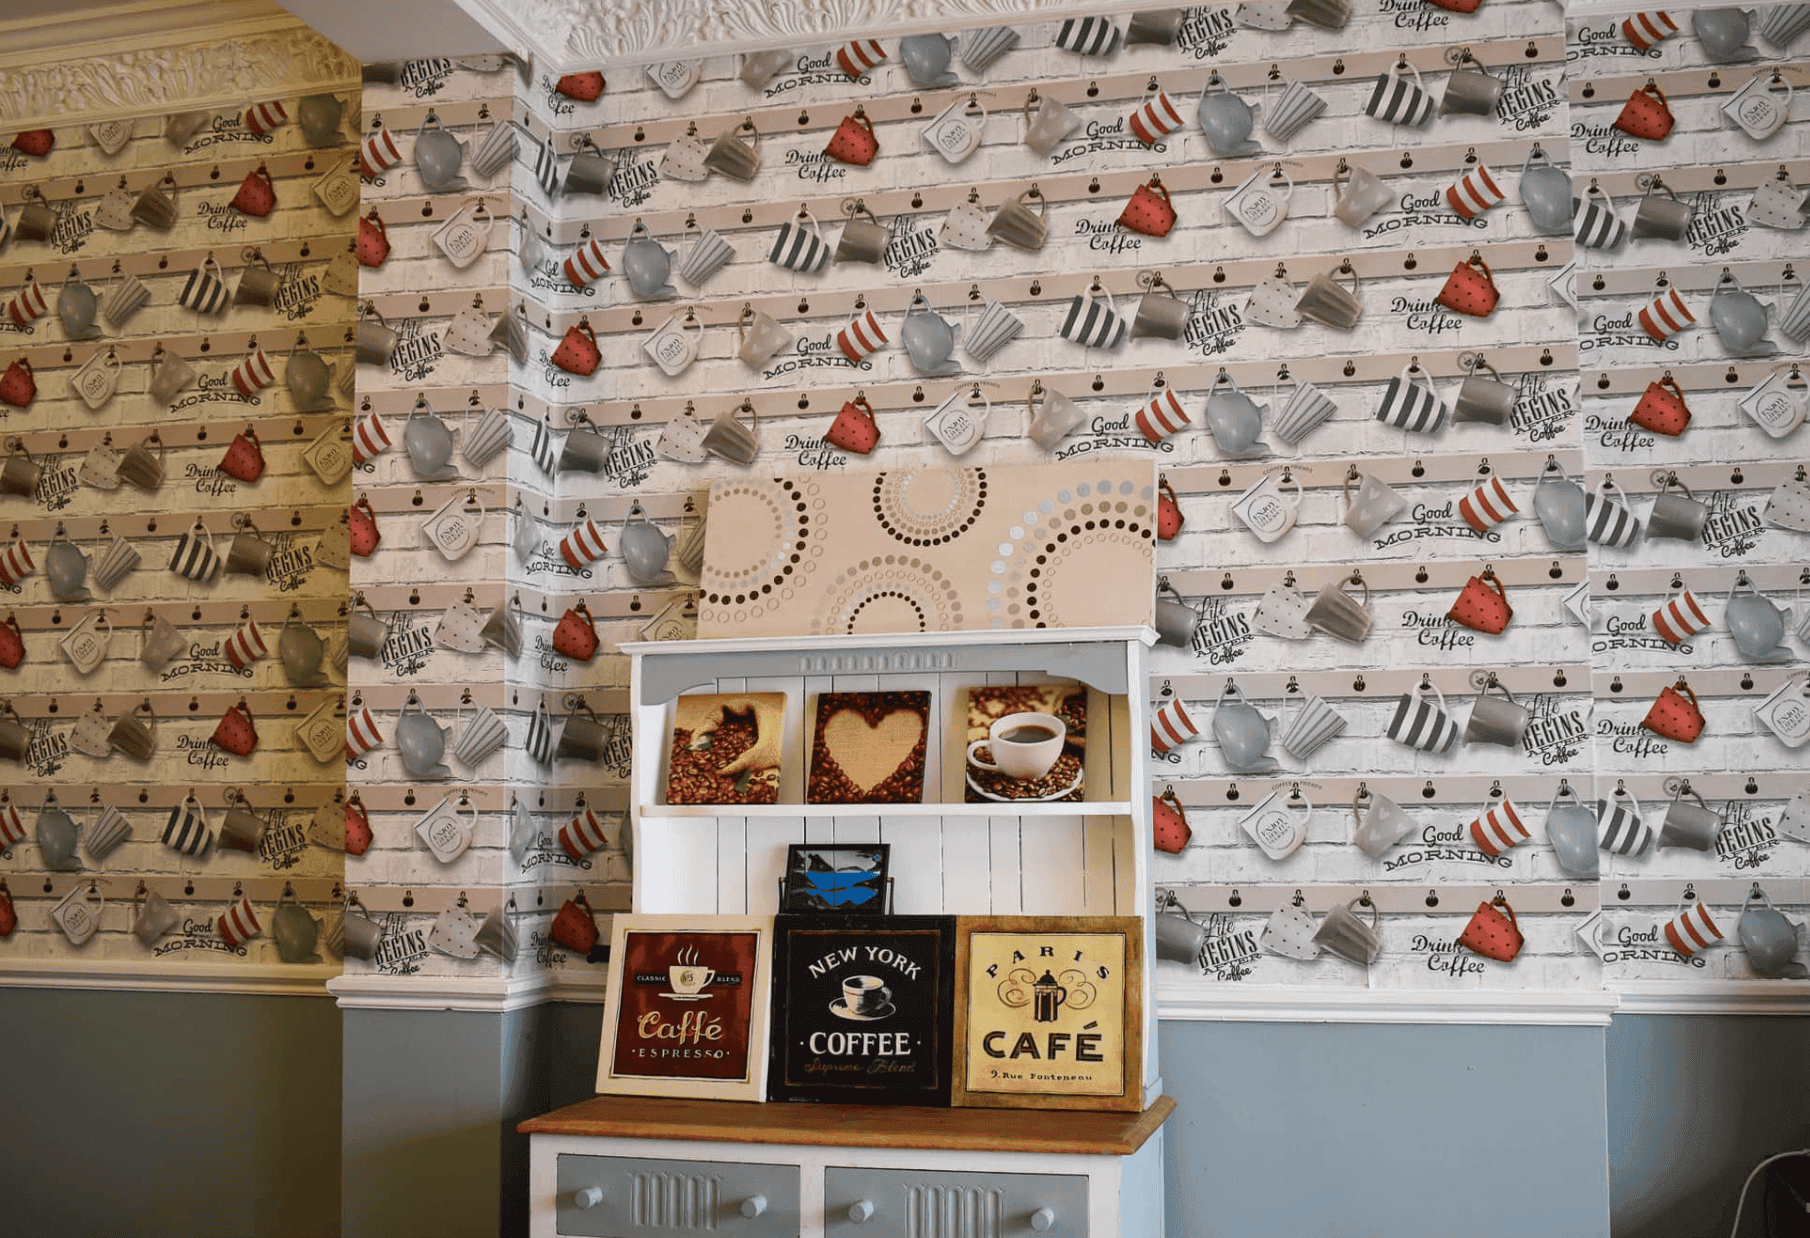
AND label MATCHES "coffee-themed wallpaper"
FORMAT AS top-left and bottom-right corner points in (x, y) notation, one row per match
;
(1, 0), (1805, 1006)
